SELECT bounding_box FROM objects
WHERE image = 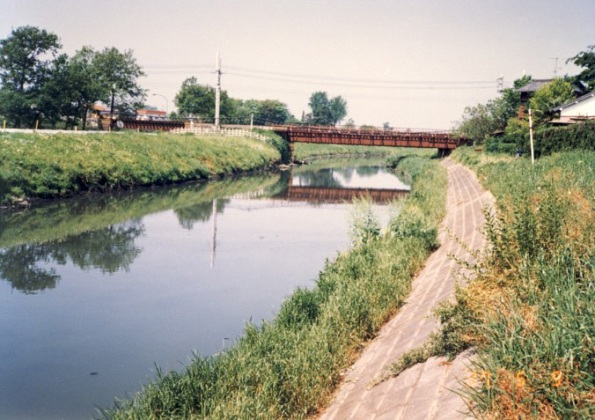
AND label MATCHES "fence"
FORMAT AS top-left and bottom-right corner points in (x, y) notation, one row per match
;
(170, 126), (269, 142)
